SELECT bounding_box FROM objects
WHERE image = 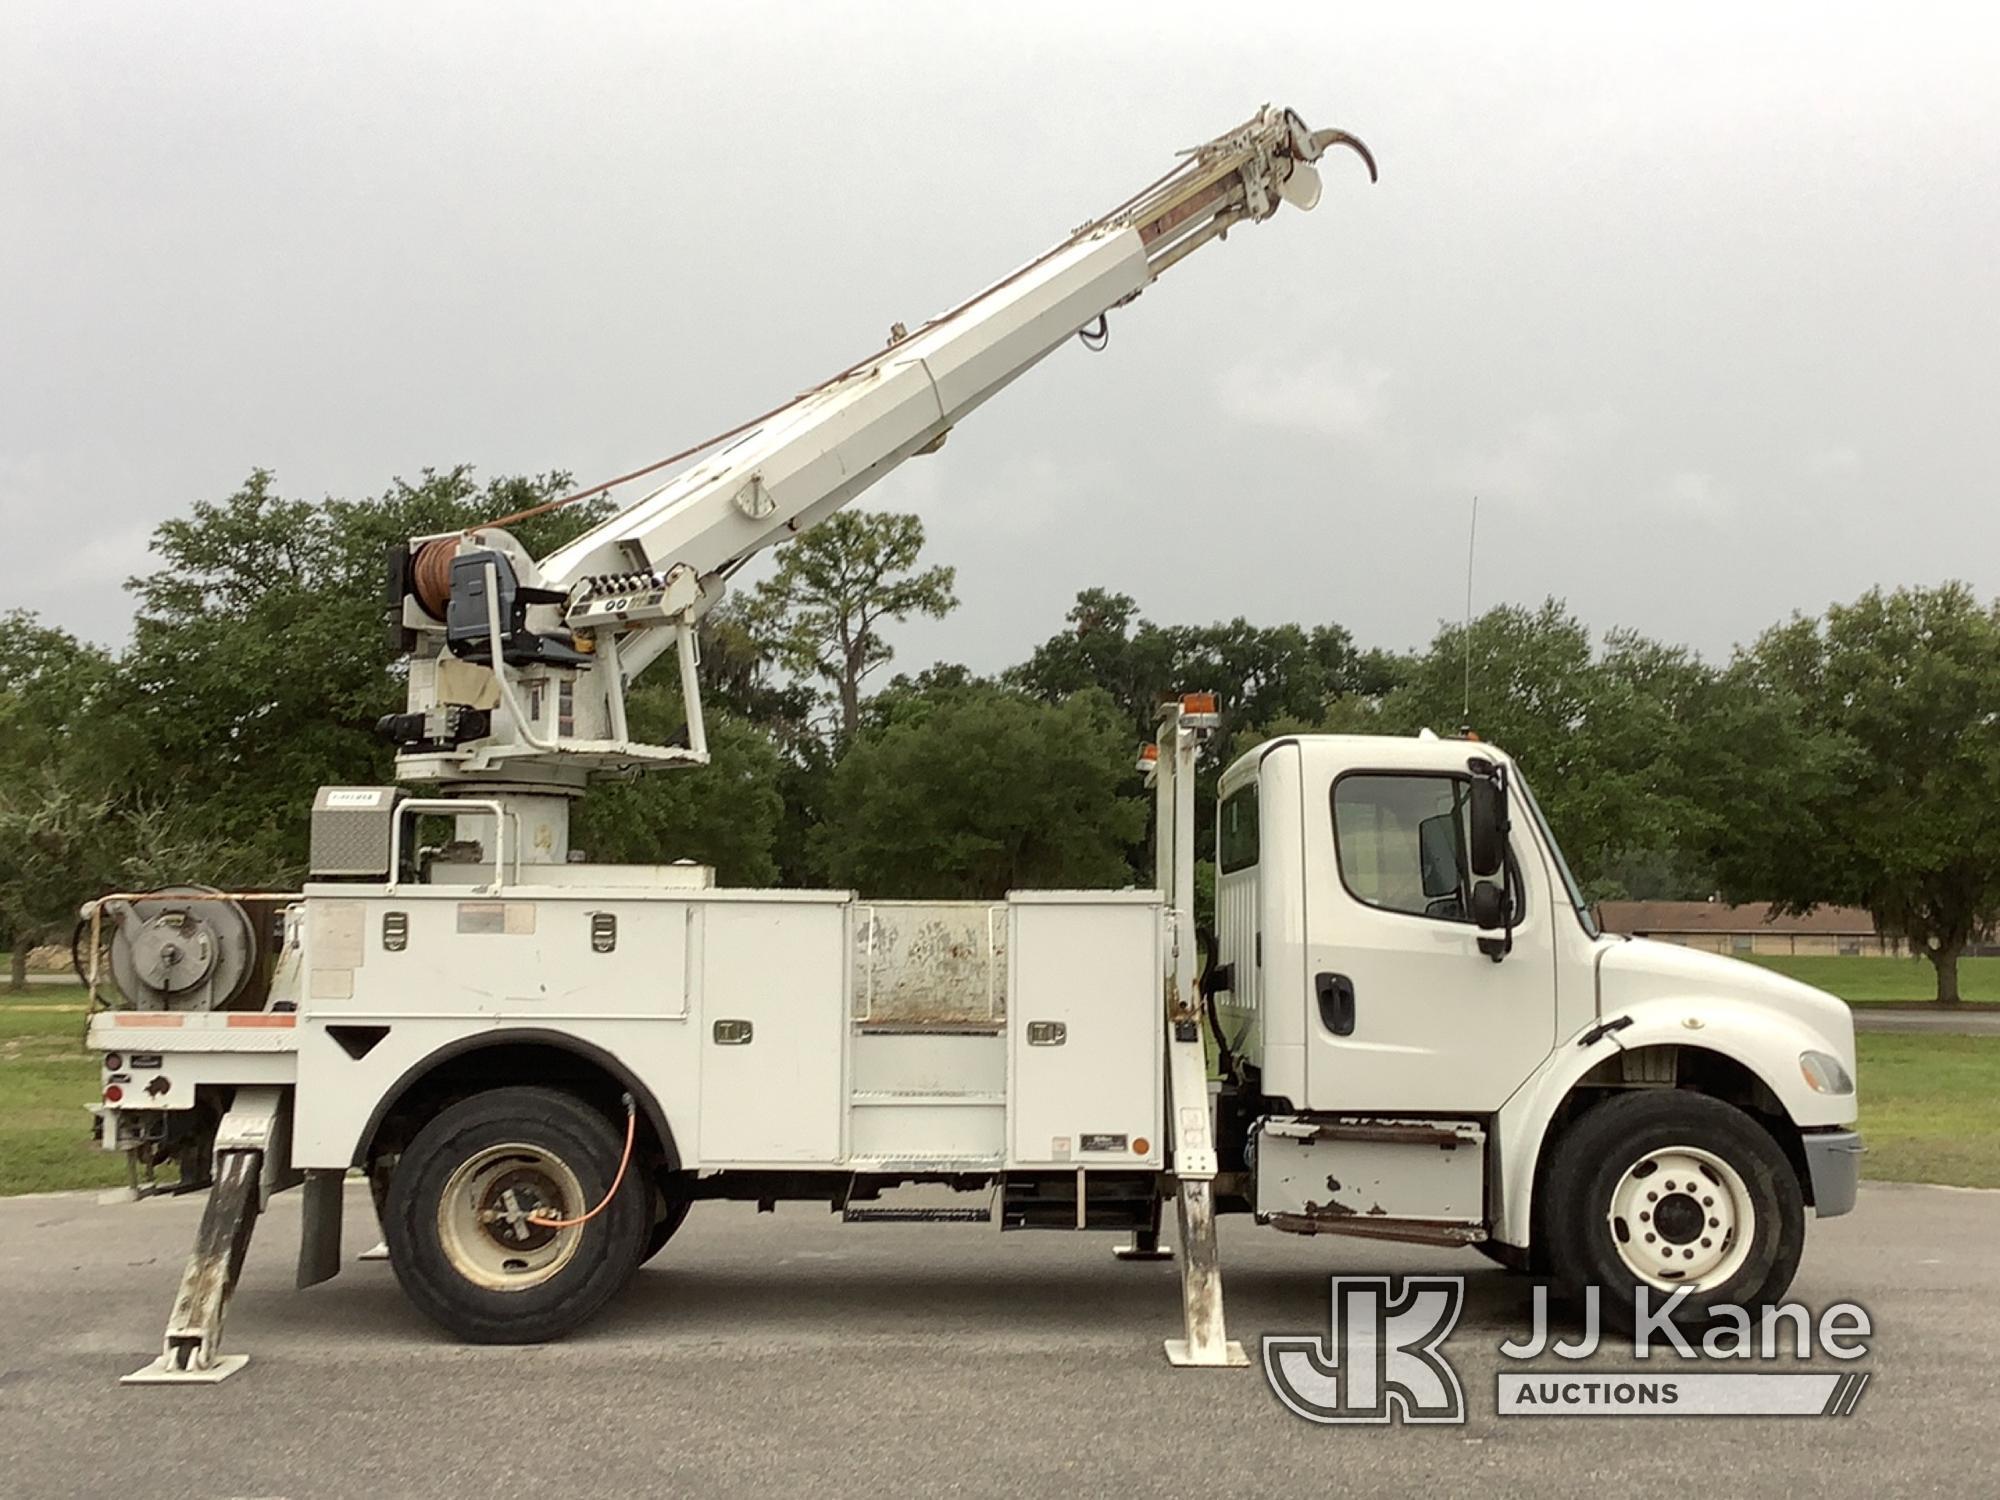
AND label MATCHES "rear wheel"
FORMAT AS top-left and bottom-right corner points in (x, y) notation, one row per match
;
(384, 1086), (647, 1344)
(1545, 1090), (1803, 1329)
